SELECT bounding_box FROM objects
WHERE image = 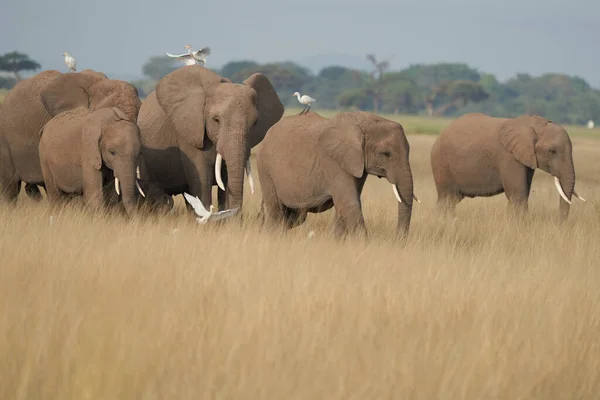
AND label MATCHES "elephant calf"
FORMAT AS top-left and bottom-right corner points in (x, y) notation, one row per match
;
(39, 107), (147, 214)
(257, 111), (417, 238)
(430, 113), (585, 219)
